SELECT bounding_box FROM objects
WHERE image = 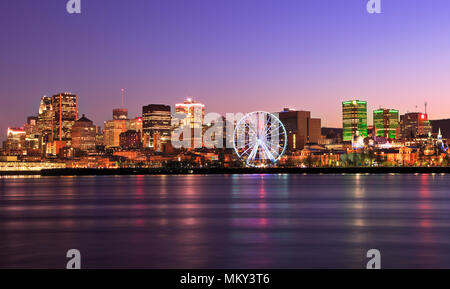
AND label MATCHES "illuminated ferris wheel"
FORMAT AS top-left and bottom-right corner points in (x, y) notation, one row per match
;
(233, 111), (287, 167)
